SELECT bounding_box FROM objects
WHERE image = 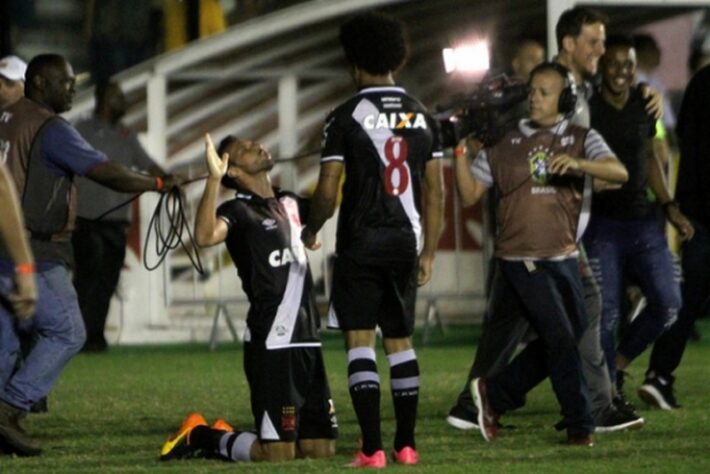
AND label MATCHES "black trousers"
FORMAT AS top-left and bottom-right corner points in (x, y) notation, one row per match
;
(484, 258), (593, 435)
(648, 221), (710, 377)
(72, 218), (128, 350)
